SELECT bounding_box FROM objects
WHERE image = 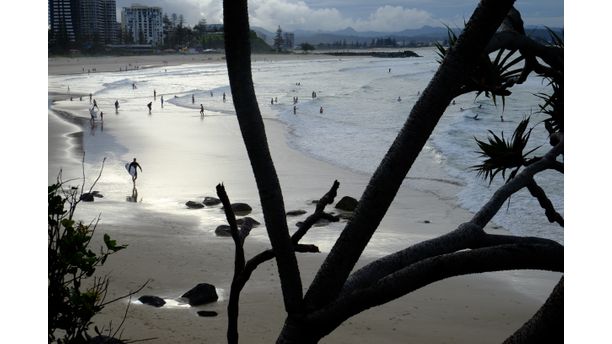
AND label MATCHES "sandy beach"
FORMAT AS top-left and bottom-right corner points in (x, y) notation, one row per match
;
(48, 54), (561, 343)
